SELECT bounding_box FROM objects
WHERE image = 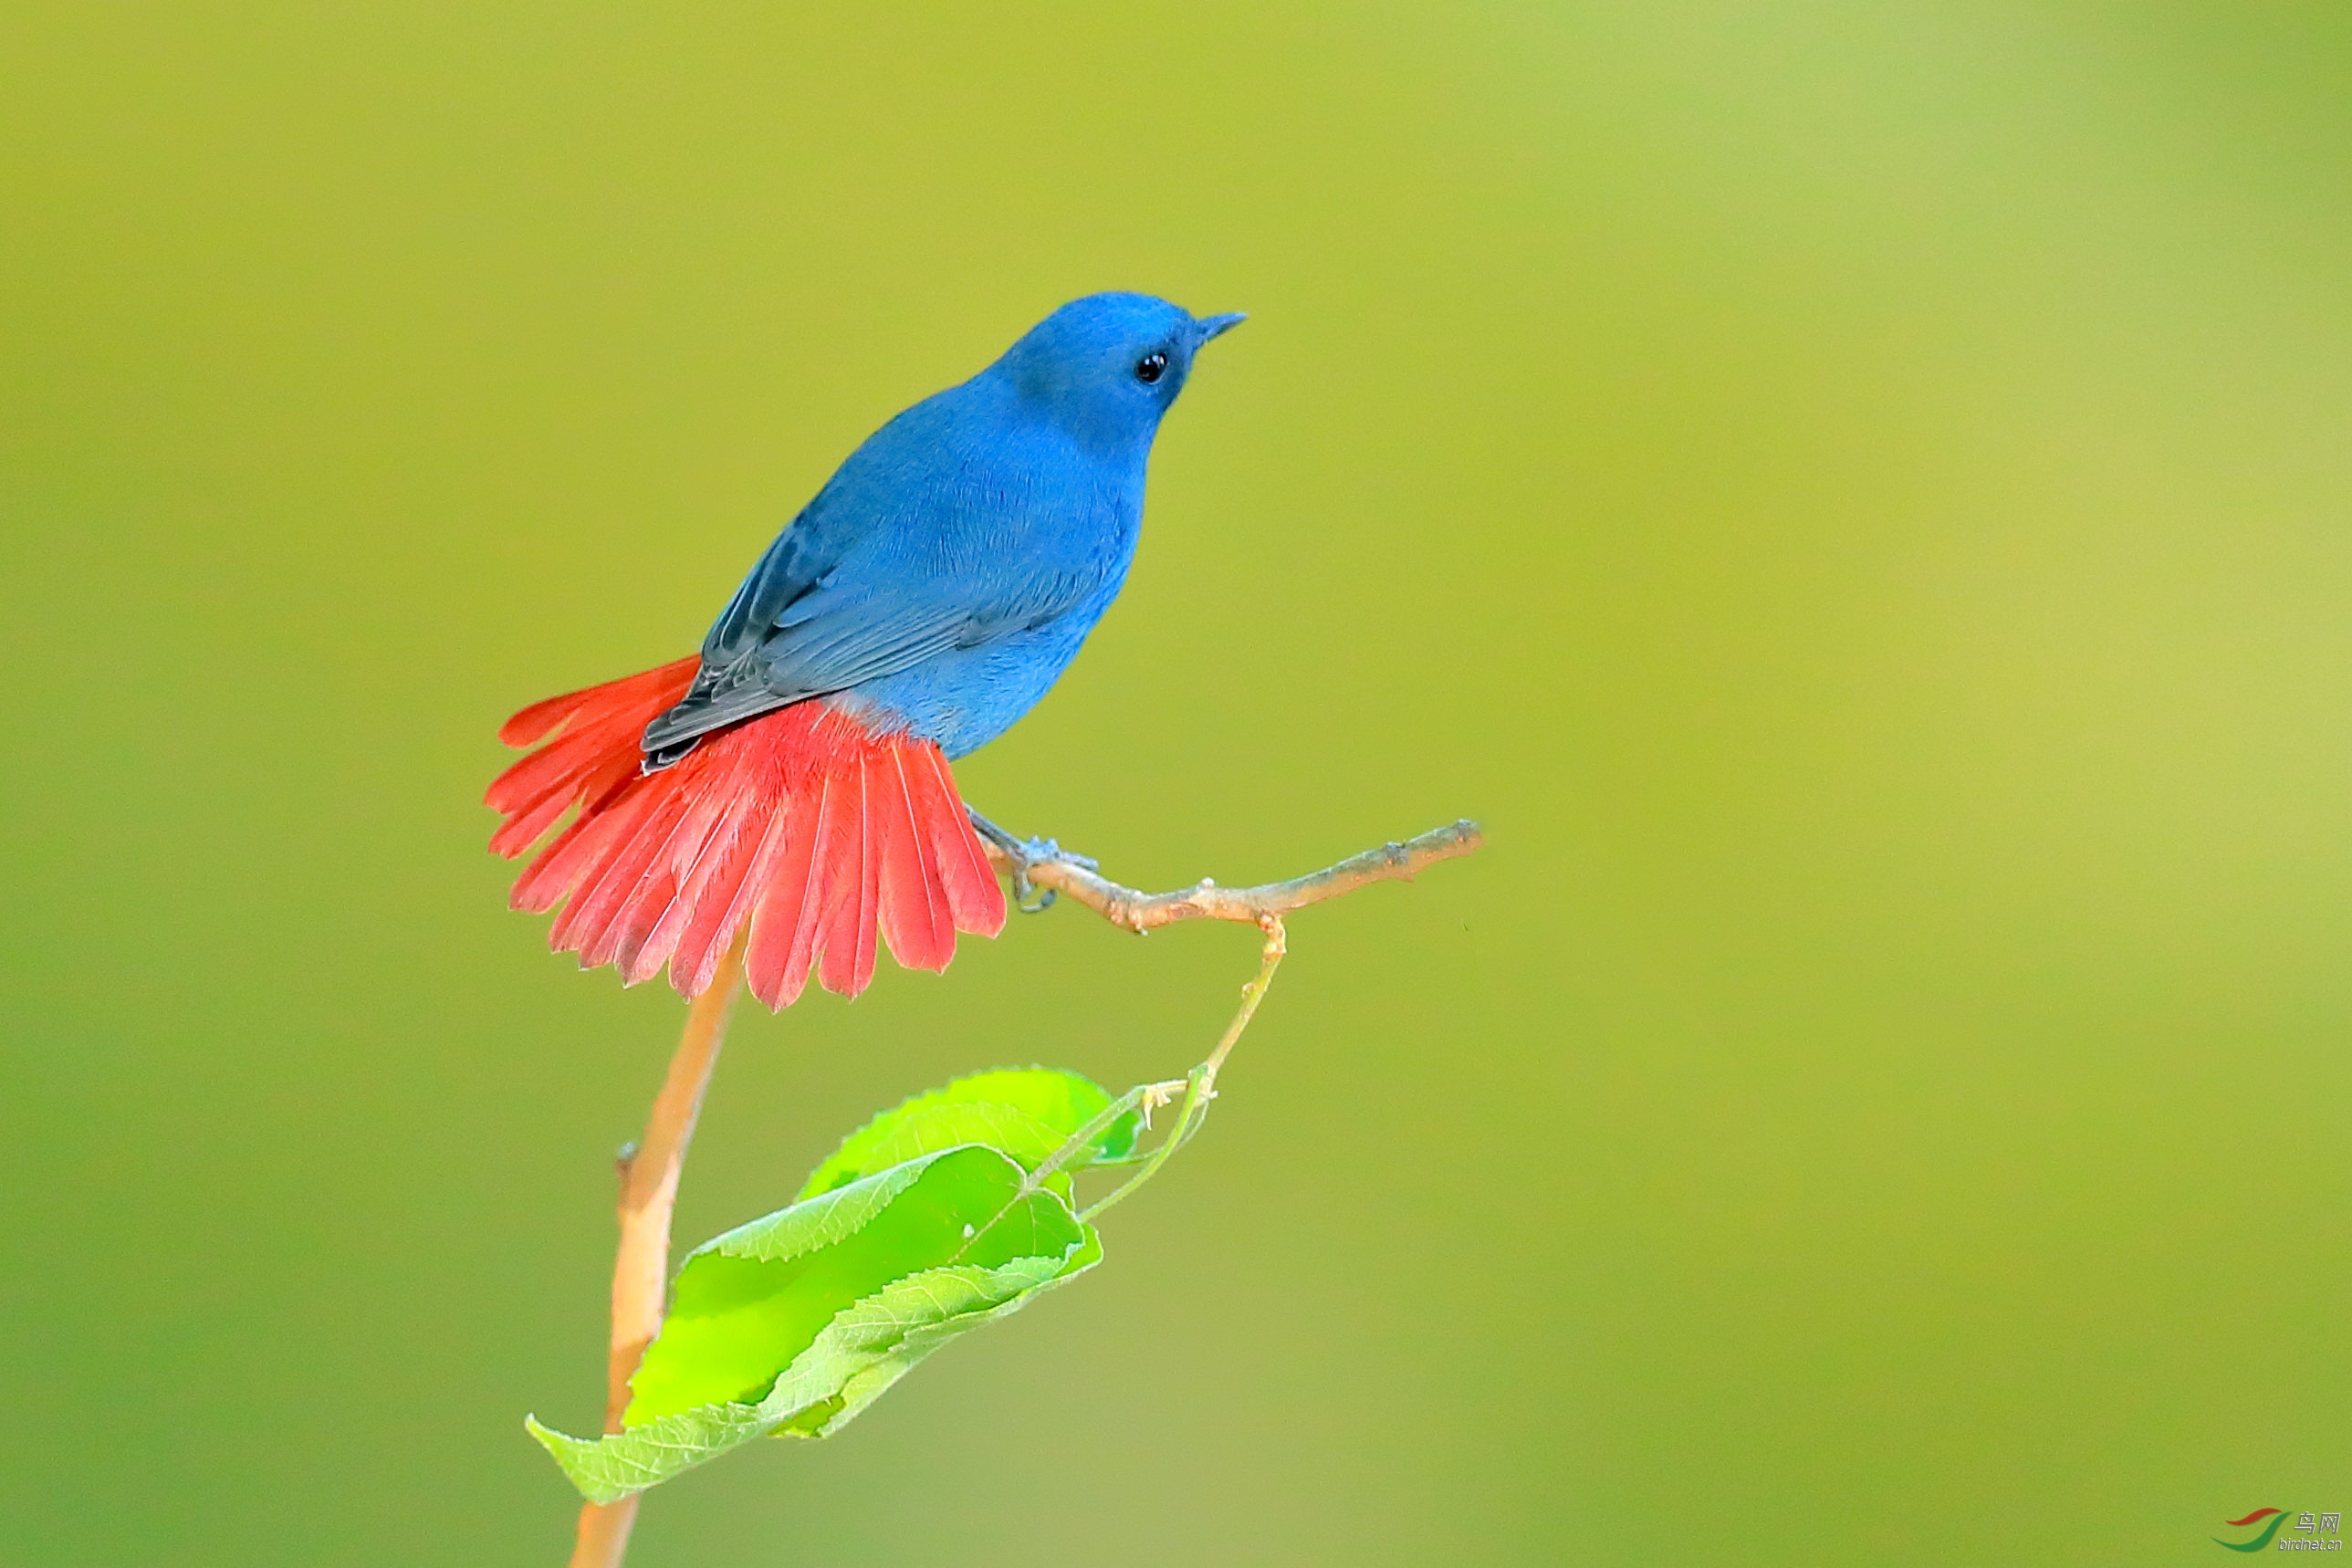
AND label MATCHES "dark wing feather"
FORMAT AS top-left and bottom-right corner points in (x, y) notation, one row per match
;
(641, 488), (862, 758)
(701, 518), (837, 669)
(643, 596), (975, 753)
(643, 571), (1098, 757)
